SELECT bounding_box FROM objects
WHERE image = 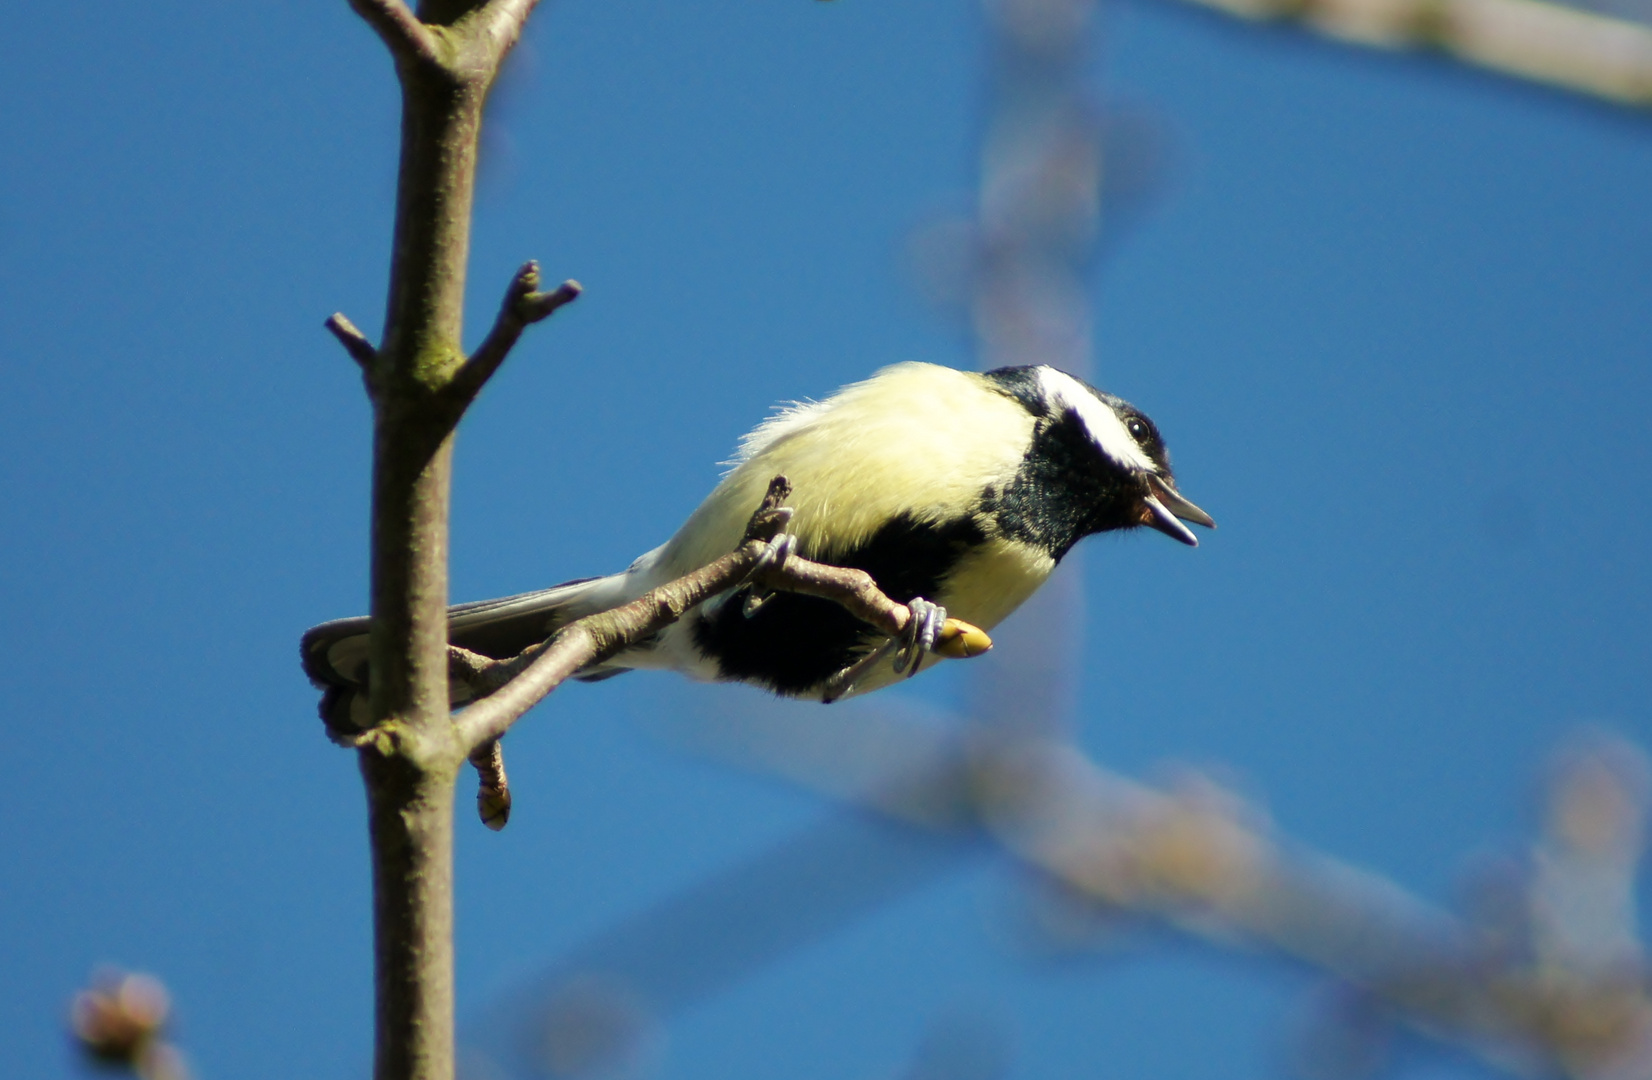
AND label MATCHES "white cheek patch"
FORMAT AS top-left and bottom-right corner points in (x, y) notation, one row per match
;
(1035, 368), (1156, 473)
